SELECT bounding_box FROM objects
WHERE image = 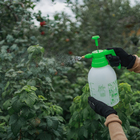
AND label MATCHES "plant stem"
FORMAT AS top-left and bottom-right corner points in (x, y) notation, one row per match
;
(18, 129), (22, 140)
(92, 134), (94, 140)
